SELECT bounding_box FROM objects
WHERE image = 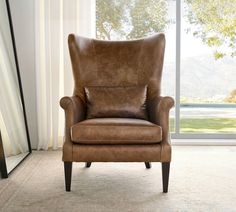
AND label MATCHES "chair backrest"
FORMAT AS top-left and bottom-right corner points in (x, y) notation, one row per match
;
(68, 33), (165, 102)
